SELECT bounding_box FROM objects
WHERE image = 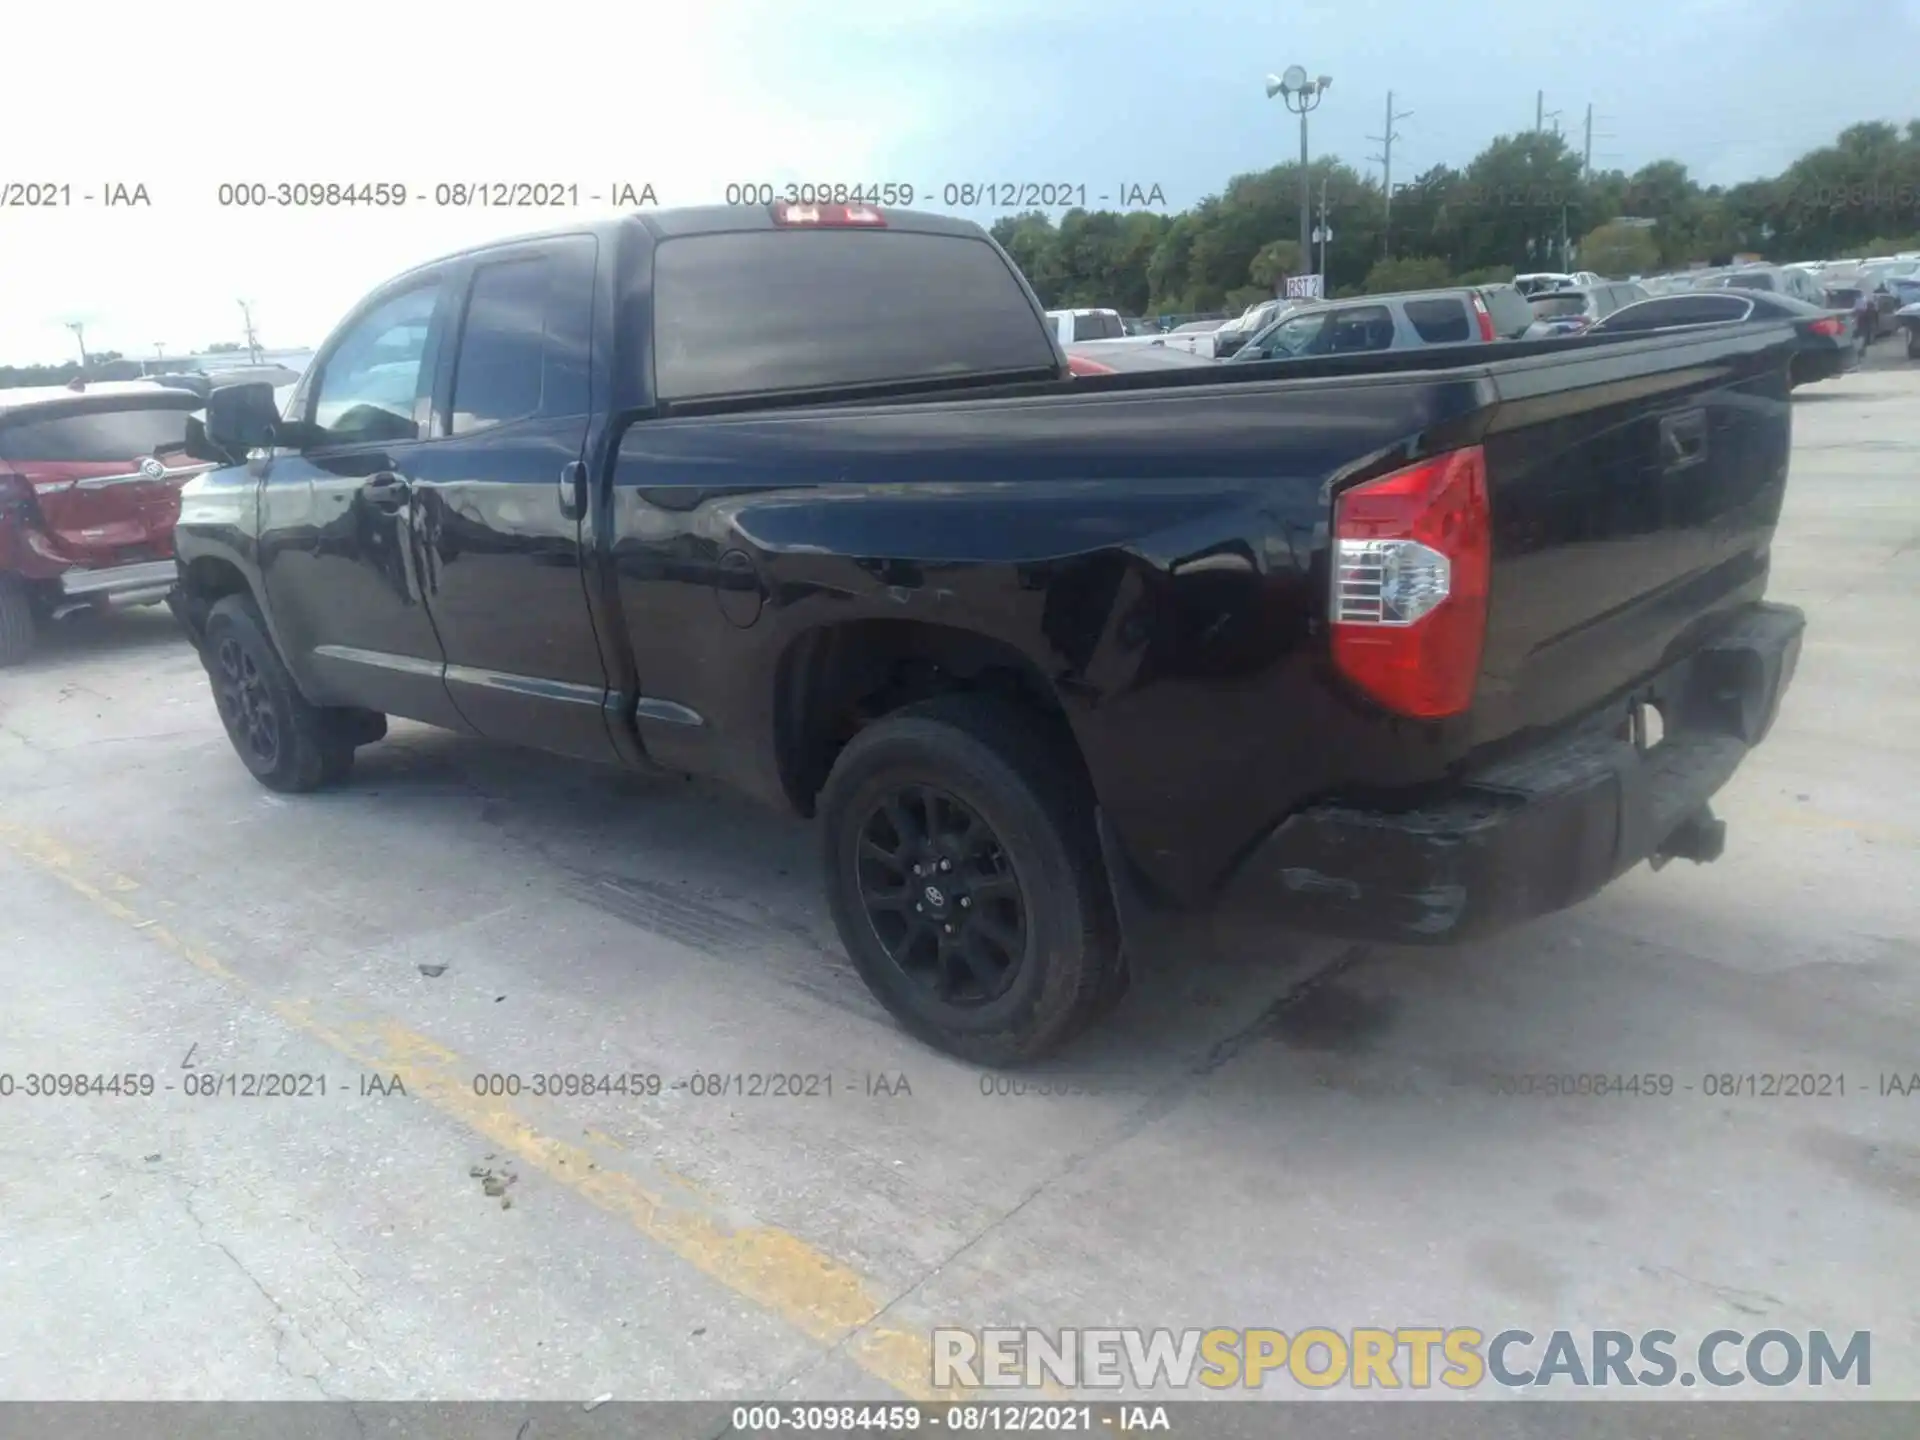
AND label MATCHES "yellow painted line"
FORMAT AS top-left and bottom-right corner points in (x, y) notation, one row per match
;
(0, 815), (957, 1401)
